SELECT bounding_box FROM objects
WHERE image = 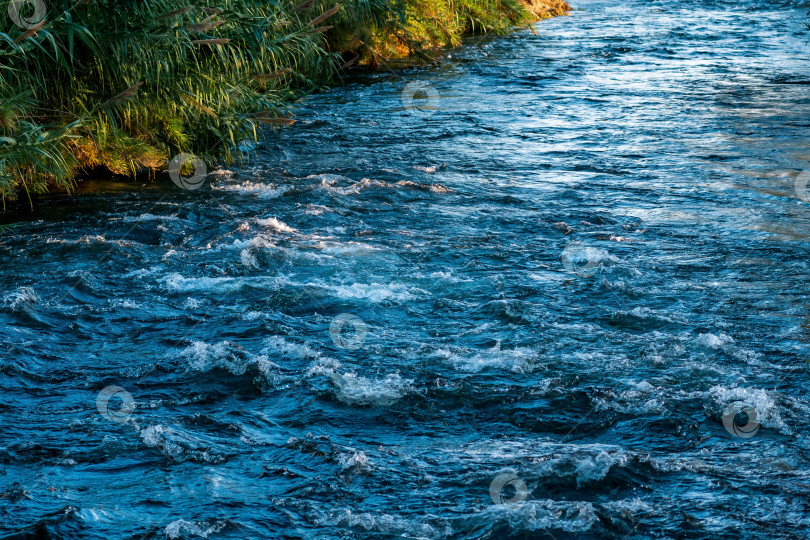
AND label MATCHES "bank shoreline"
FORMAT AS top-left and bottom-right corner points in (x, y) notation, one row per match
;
(0, 0), (569, 211)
